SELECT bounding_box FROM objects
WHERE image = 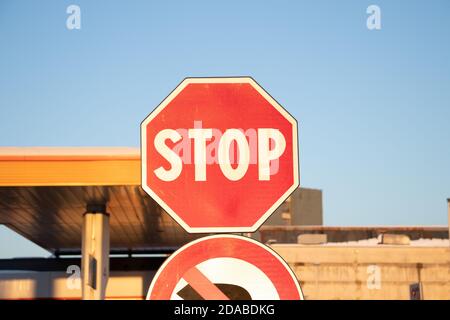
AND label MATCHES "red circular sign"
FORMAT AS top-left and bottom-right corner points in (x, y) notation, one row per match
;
(147, 235), (304, 300)
(141, 77), (299, 233)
